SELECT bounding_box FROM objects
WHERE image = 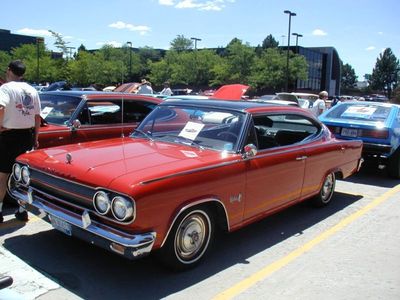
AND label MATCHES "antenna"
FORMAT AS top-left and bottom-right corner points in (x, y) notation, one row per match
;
(121, 96), (125, 137)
